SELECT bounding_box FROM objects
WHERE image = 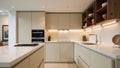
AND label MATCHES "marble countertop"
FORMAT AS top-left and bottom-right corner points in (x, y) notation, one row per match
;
(0, 43), (44, 67)
(75, 41), (120, 59)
